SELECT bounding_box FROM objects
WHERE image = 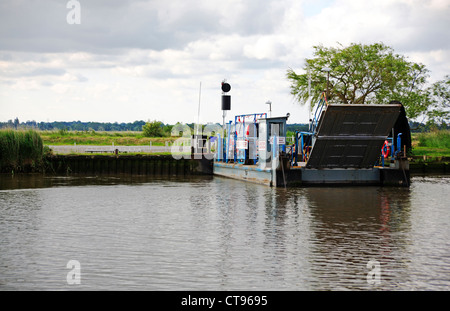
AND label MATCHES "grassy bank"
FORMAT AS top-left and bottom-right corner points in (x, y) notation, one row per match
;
(411, 130), (450, 157)
(39, 130), (179, 146)
(2, 128), (449, 175)
(41, 129), (450, 157)
(0, 129), (45, 173)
